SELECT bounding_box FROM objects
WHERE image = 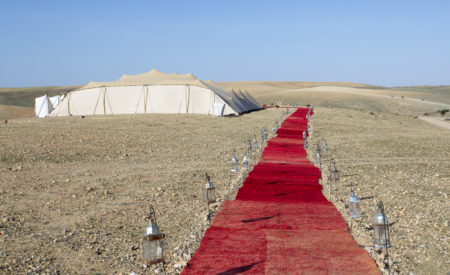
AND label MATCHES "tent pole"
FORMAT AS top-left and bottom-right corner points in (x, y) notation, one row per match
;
(144, 86), (148, 114)
(103, 87), (106, 114)
(186, 85), (190, 114)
